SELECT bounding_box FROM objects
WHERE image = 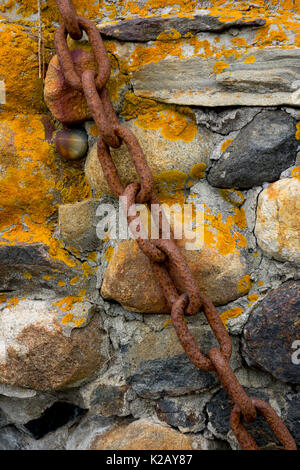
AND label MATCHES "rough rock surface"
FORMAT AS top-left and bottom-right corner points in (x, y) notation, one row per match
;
(58, 199), (101, 254)
(207, 387), (294, 449)
(208, 111), (298, 189)
(101, 240), (249, 312)
(156, 394), (211, 433)
(133, 48), (300, 107)
(99, 15), (266, 42)
(122, 324), (225, 398)
(242, 281), (300, 385)
(90, 419), (201, 450)
(255, 178), (300, 264)
(85, 120), (216, 196)
(0, 300), (109, 391)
